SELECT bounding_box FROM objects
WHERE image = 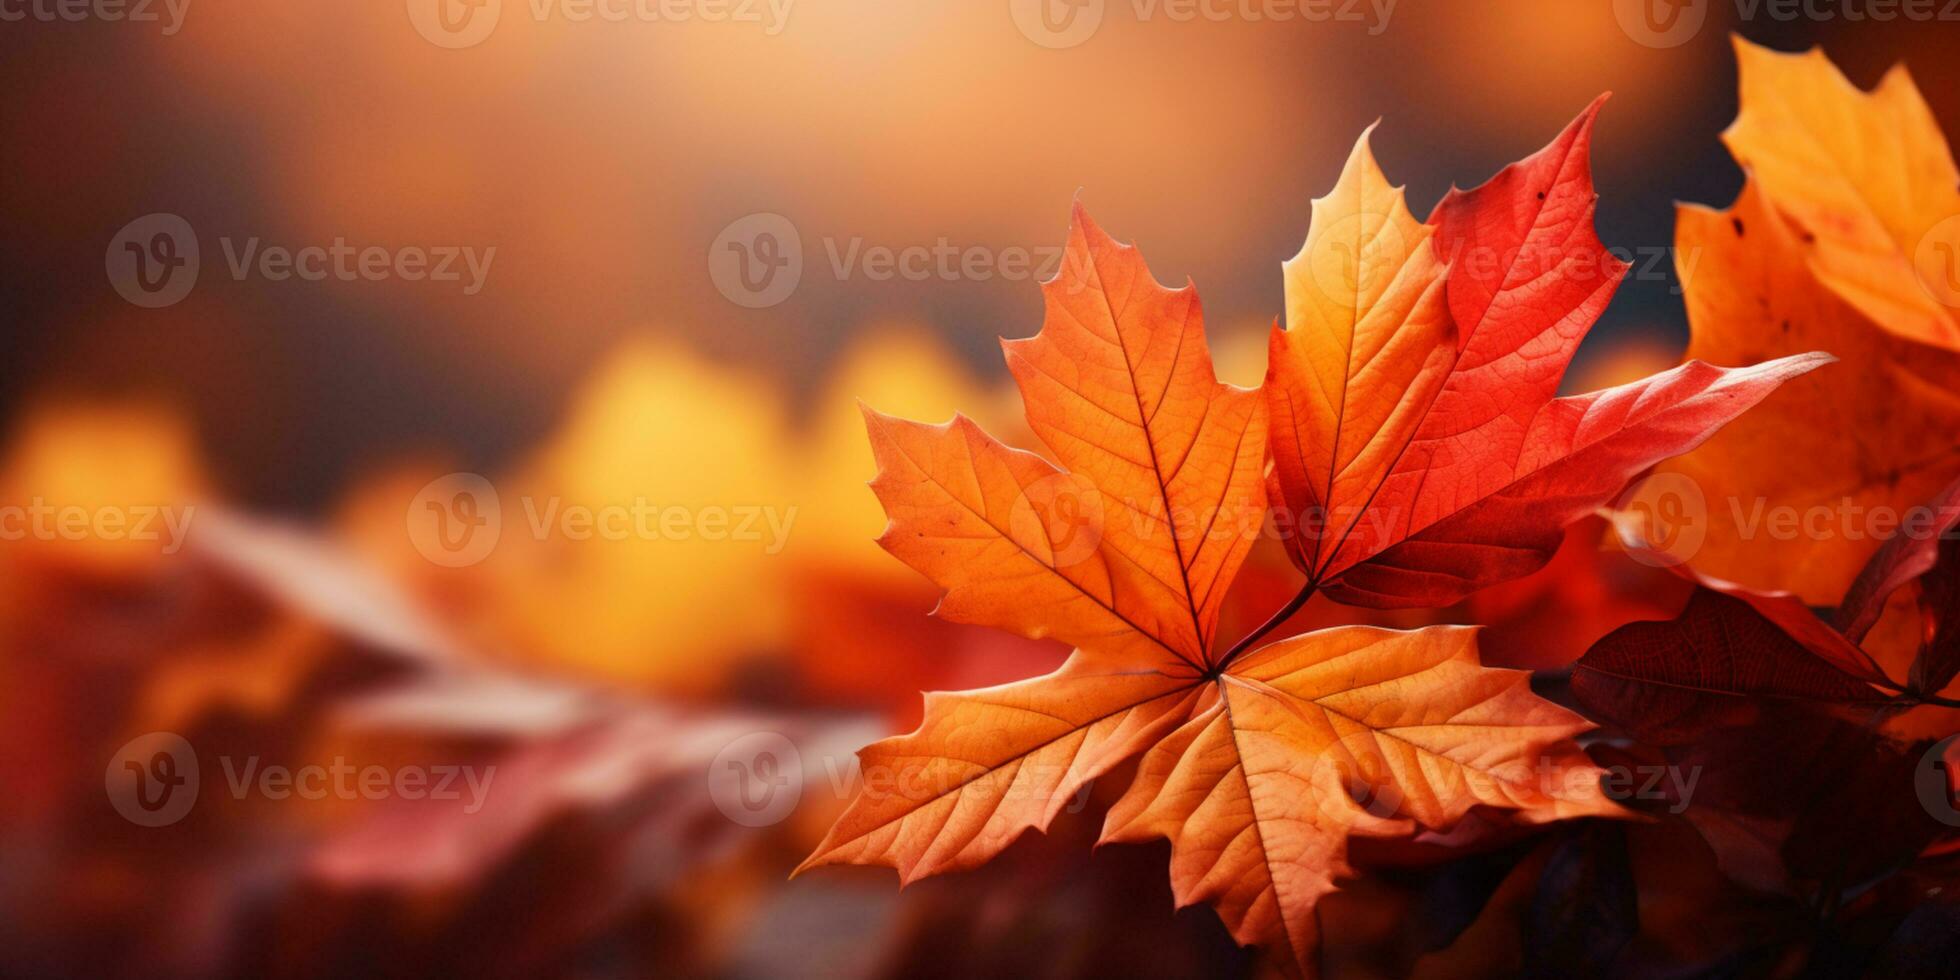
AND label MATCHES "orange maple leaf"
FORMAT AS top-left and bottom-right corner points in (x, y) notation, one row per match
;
(1264, 98), (1830, 609)
(800, 111), (1821, 974)
(1721, 39), (1960, 350)
(797, 210), (1608, 972)
(1652, 40), (1960, 606)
